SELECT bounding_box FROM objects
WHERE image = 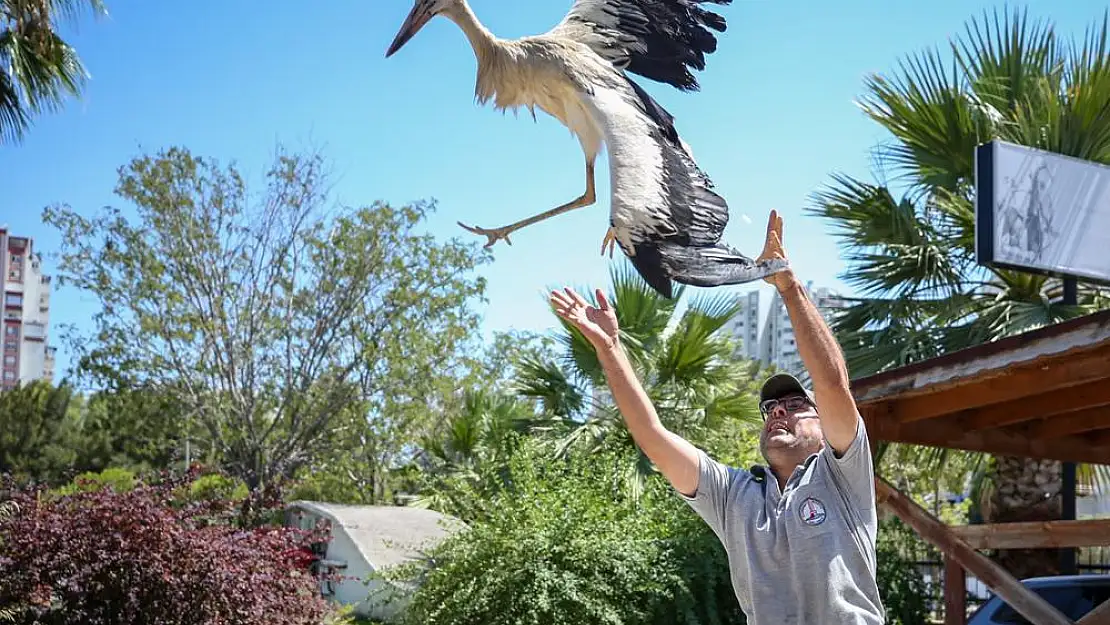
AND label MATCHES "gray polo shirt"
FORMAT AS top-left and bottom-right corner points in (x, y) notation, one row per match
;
(679, 415), (884, 624)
